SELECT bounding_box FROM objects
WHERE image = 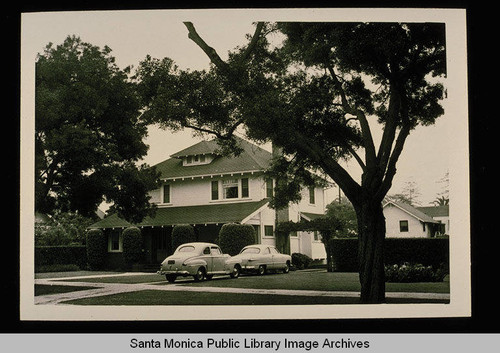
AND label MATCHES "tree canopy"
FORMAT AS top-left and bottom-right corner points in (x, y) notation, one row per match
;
(36, 36), (160, 222)
(136, 21), (447, 303)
